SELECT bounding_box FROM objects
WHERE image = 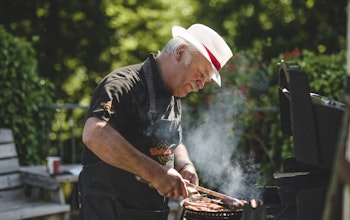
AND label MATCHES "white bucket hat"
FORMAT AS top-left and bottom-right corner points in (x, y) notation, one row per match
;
(172, 24), (233, 87)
